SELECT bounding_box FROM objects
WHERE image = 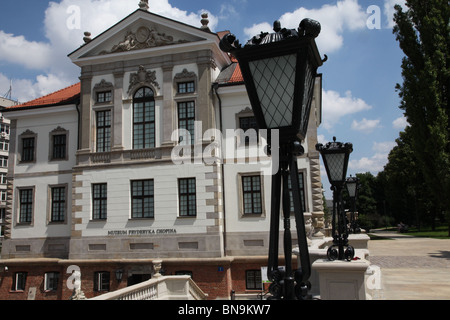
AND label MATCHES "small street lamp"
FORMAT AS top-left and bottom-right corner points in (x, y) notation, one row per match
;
(346, 175), (361, 234)
(316, 137), (354, 261)
(115, 269), (124, 283)
(220, 18), (325, 299)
